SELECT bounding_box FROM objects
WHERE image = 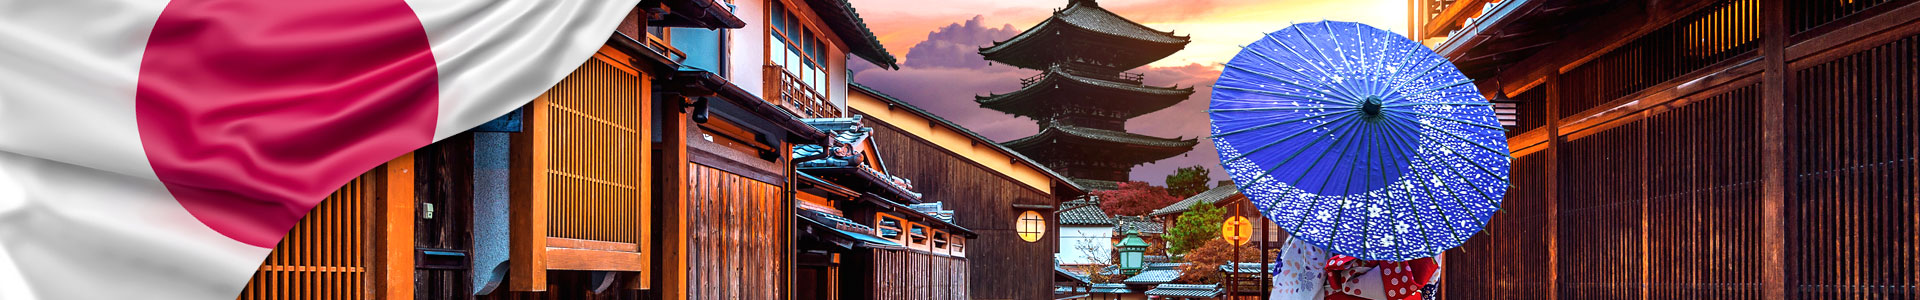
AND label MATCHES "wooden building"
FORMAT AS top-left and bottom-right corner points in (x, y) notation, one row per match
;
(1413, 0), (1920, 299)
(790, 117), (975, 299)
(847, 84), (1090, 300)
(231, 0), (902, 298)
